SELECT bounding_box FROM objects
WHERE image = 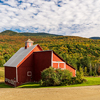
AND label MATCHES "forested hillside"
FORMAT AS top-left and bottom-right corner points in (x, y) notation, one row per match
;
(0, 34), (100, 76)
